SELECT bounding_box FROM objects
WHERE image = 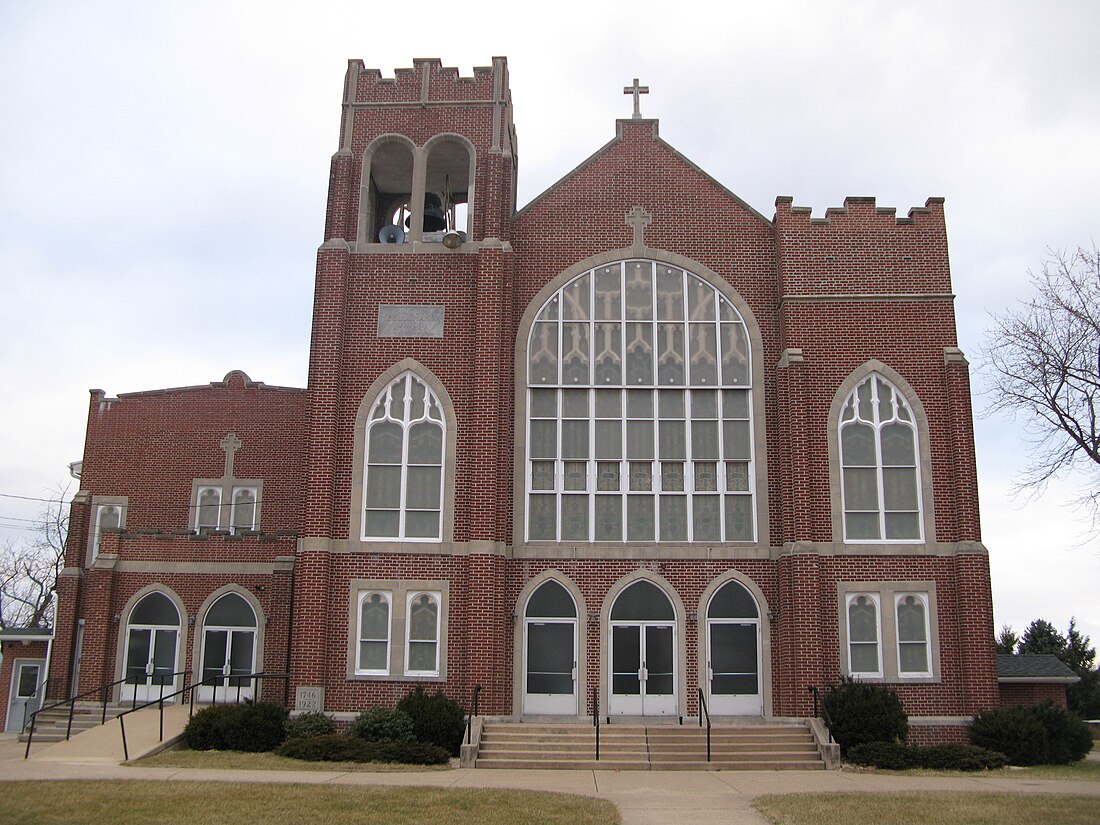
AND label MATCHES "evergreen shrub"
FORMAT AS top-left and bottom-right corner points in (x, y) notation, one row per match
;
(348, 707), (415, 744)
(276, 734), (449, 765)
(971, 702), (1092, 765)
(822, 677), (909, 755)
(396, 687), (466, 755)
(847, 741), (1006, 771)
(284, 710), (337, 740)
(182, 702), (288, 752)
